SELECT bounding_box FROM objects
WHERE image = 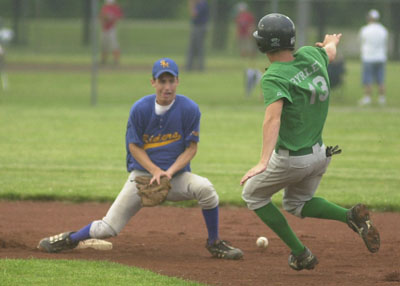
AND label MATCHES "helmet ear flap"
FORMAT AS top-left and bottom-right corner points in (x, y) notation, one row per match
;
(253, 31), (268, 53)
